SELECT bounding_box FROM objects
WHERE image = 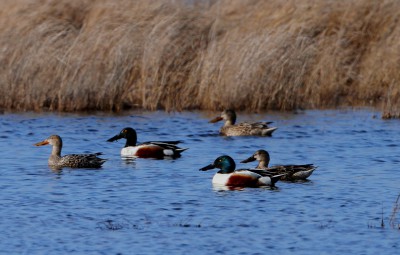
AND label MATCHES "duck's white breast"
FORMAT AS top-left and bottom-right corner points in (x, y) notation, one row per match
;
(212, 173), (230, 185)
(121, 146), (139, 157)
